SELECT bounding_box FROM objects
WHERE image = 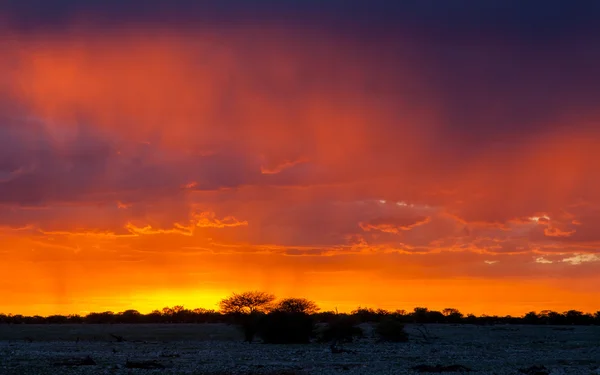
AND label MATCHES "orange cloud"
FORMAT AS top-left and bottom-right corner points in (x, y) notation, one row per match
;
(561, 253), (600, 265)
(192, 212), (248, 229)
(1, 25), (600, 316)
(544, 227), (576, 237)
(260, 158), (309, 175)
(359, 216), (431, 234)
(117, 201), (132, 209)
(123, 211), (247, 236)
(125, 223), (195, 237)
